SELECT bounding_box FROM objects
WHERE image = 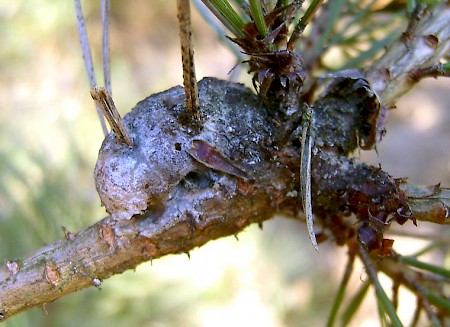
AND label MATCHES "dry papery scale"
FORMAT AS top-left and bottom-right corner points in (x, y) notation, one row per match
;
(0, 0), (449, 323)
